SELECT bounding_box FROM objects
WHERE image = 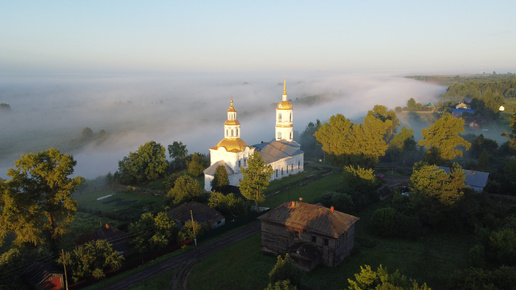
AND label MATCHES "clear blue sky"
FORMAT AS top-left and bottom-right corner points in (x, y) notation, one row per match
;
(1, 1), (515, 74)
